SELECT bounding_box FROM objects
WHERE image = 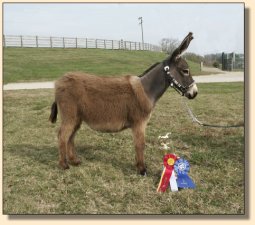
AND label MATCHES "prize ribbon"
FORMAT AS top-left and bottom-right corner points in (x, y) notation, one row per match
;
(157, 154), (178, 192)
(174, 158), (195, 189)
